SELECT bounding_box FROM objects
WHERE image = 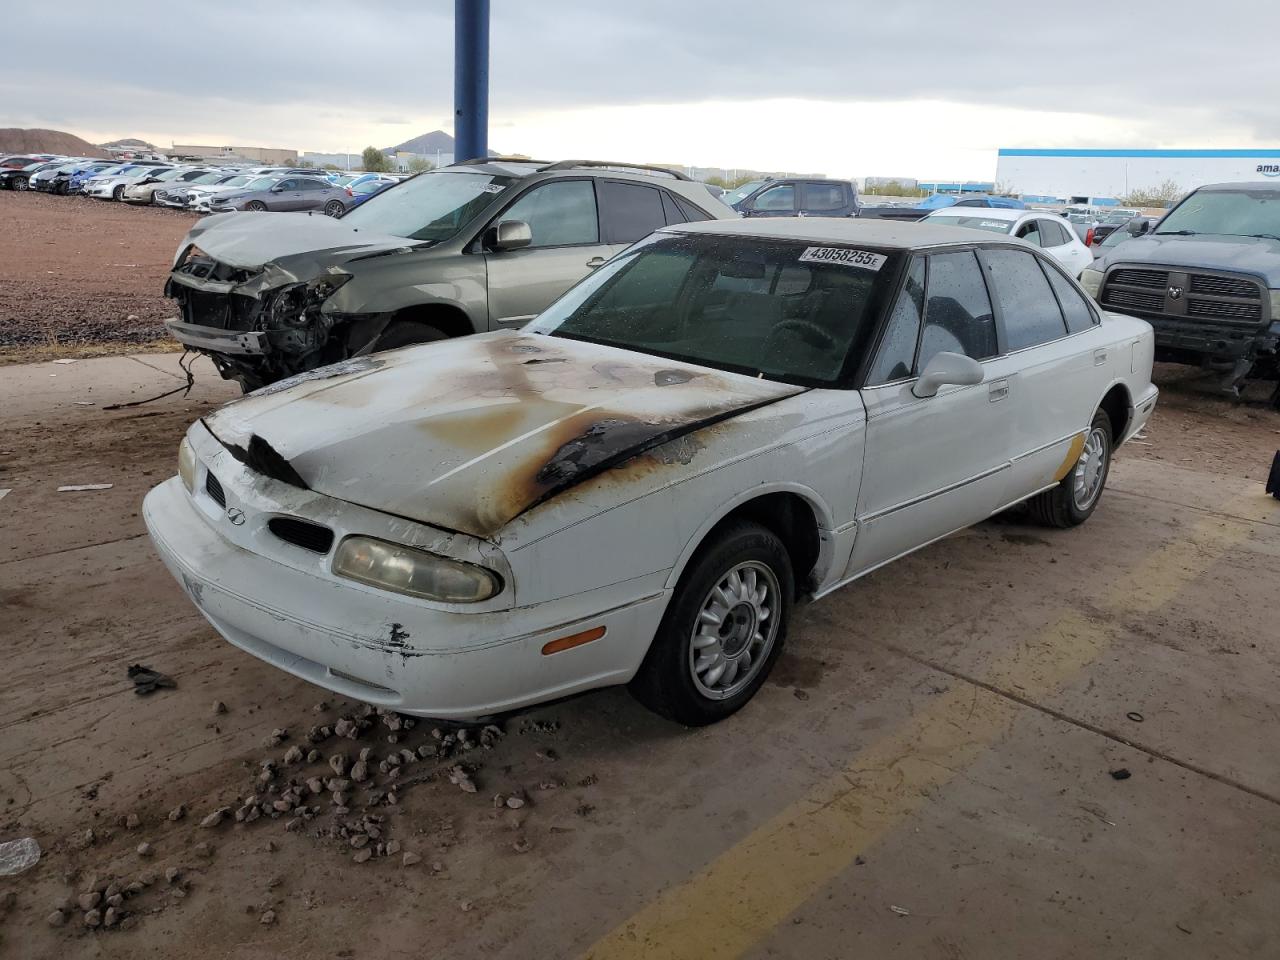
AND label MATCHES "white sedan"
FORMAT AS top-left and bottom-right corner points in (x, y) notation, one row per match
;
(921, 207), (1094, 277)
(144, 219), (1157, 726)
